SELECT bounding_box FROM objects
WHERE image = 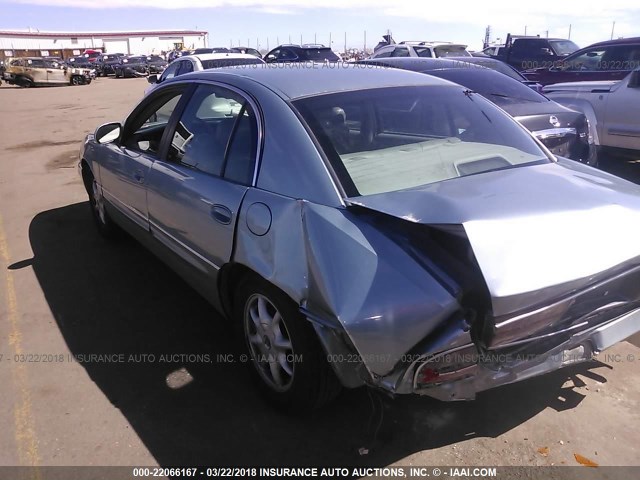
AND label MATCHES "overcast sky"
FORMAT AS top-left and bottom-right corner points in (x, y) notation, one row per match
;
(0, 0), (638, 51)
